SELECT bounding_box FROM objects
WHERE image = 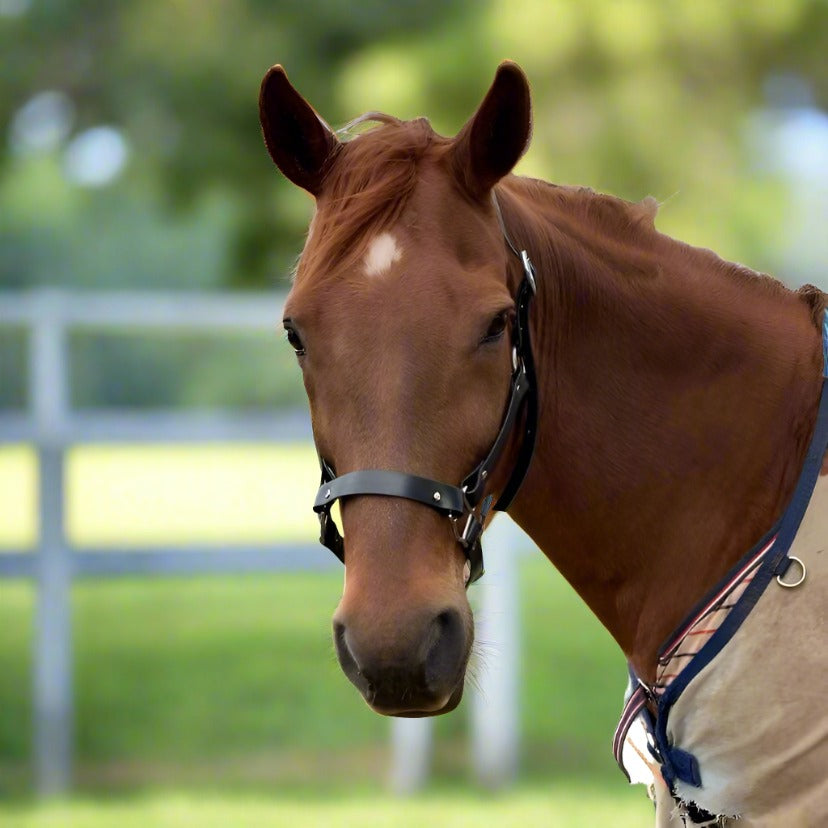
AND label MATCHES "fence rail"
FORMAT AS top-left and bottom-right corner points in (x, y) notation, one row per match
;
(0, 409), (314, 443)
(0, 288), (521, 797)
